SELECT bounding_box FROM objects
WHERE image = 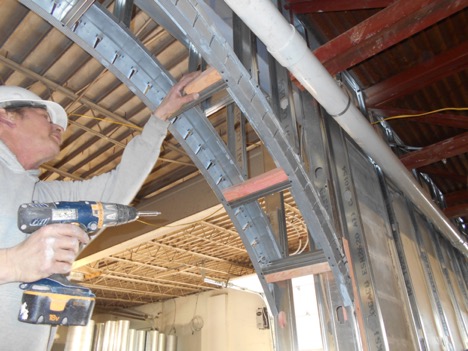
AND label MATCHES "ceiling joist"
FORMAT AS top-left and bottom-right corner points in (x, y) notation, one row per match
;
(313, 0), (465, 76)
(400, 131), (468, 169)
(285, 0), (392, 13)
(365, 41), (468, 106)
